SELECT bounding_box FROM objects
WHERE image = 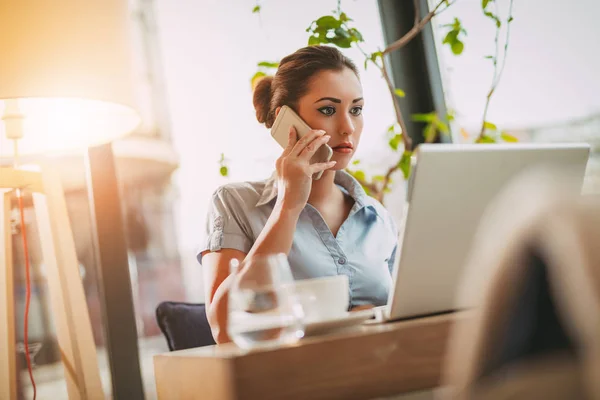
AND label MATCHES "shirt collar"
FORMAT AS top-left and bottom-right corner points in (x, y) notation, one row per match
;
(255, 170), (381, 215)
